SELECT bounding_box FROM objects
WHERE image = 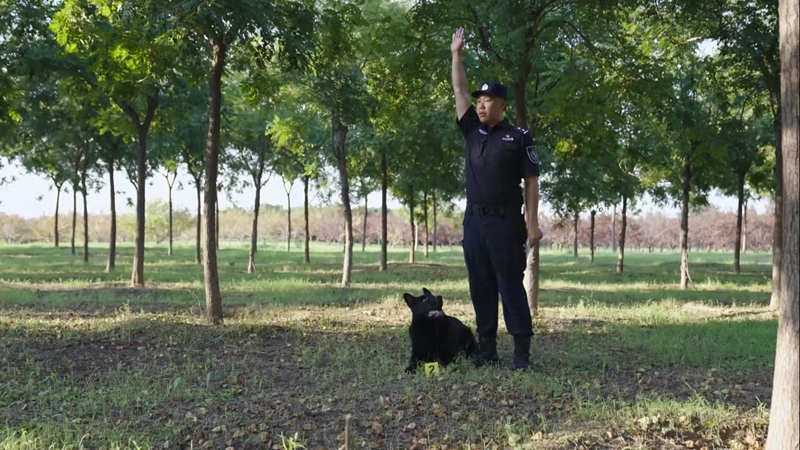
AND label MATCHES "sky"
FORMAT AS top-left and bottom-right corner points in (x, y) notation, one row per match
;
(0, 162), (771, 220)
